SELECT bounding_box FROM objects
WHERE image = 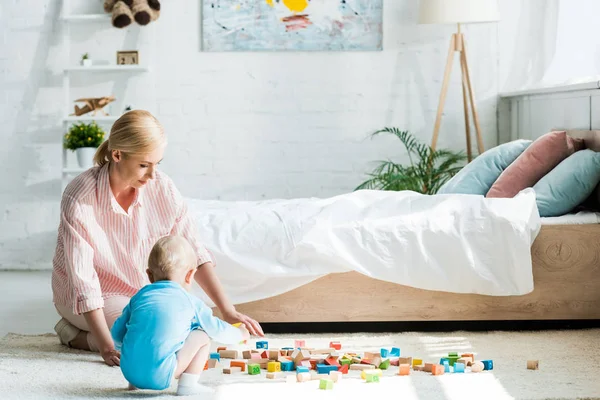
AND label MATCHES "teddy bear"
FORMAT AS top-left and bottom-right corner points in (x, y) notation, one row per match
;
(104, 0), (160, 28)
